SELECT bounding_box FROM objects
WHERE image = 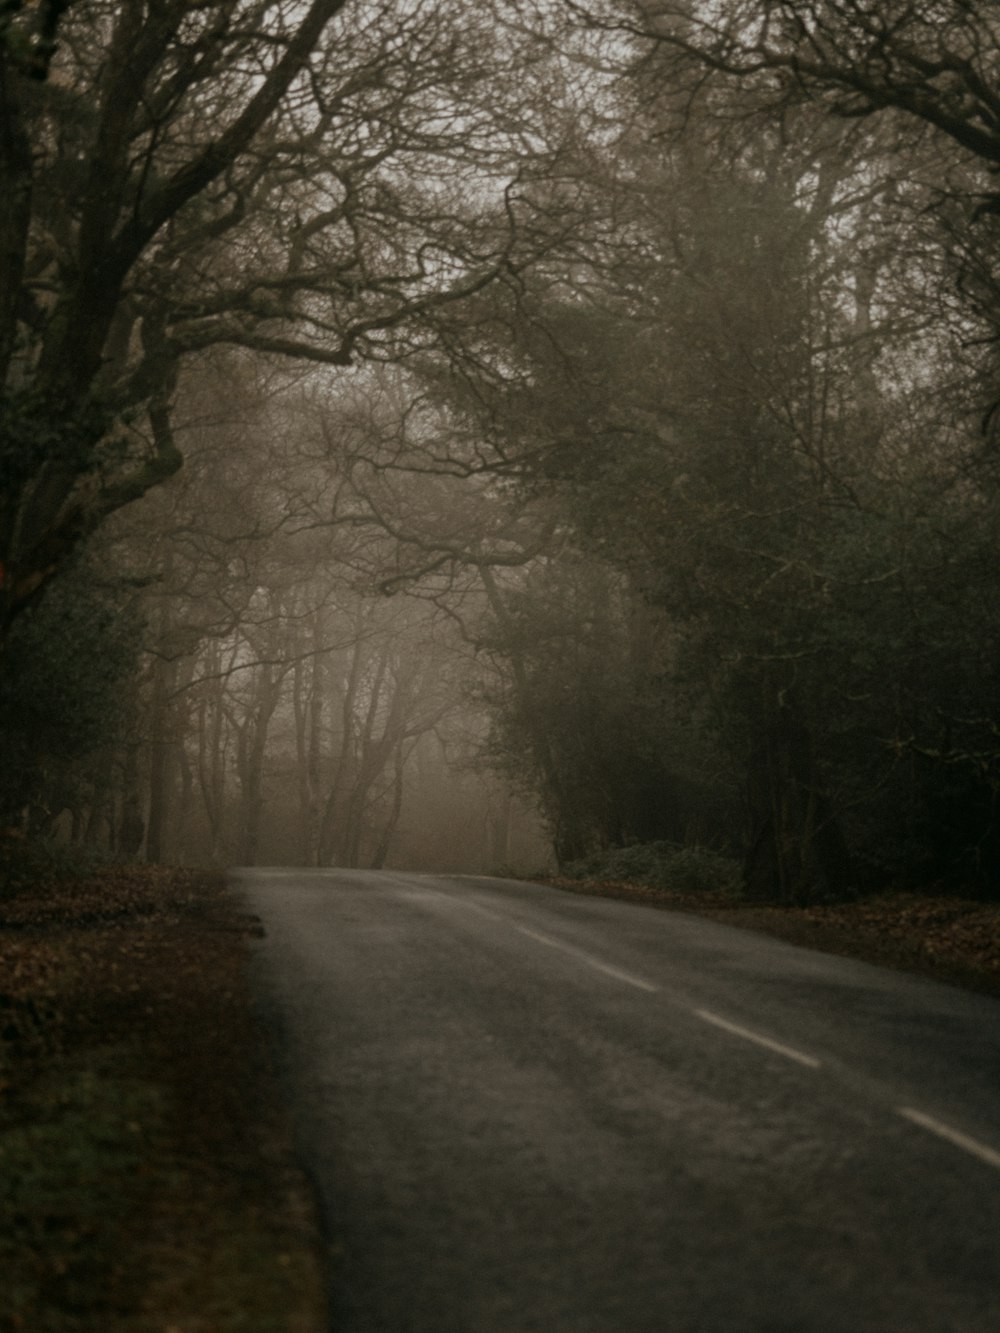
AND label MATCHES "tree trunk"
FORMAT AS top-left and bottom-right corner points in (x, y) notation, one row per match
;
(195, 642), (233, 864)
(235, 665), (281, 867)
(488, 792), (512, 868)
(370, 744), (407, 870)
(117, 743), (145, 858)
(293, 615), (325, 866)
(742, 695), (850, 904)
(145, 654), (177, 864)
